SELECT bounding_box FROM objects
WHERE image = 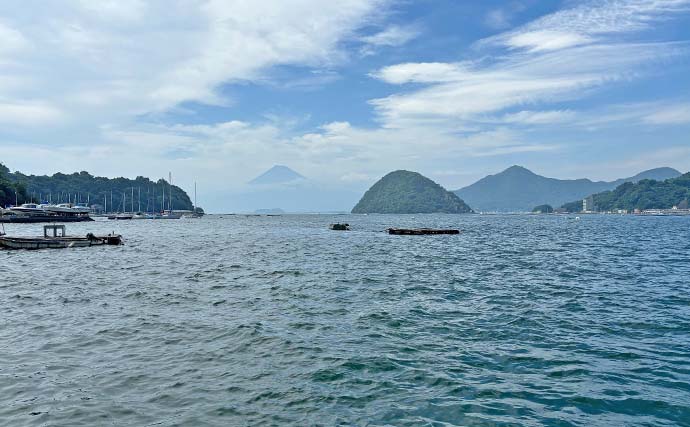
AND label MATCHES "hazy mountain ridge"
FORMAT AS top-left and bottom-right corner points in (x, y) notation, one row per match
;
(454, 166), (682, 212)
(352, 170), (472, 214)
